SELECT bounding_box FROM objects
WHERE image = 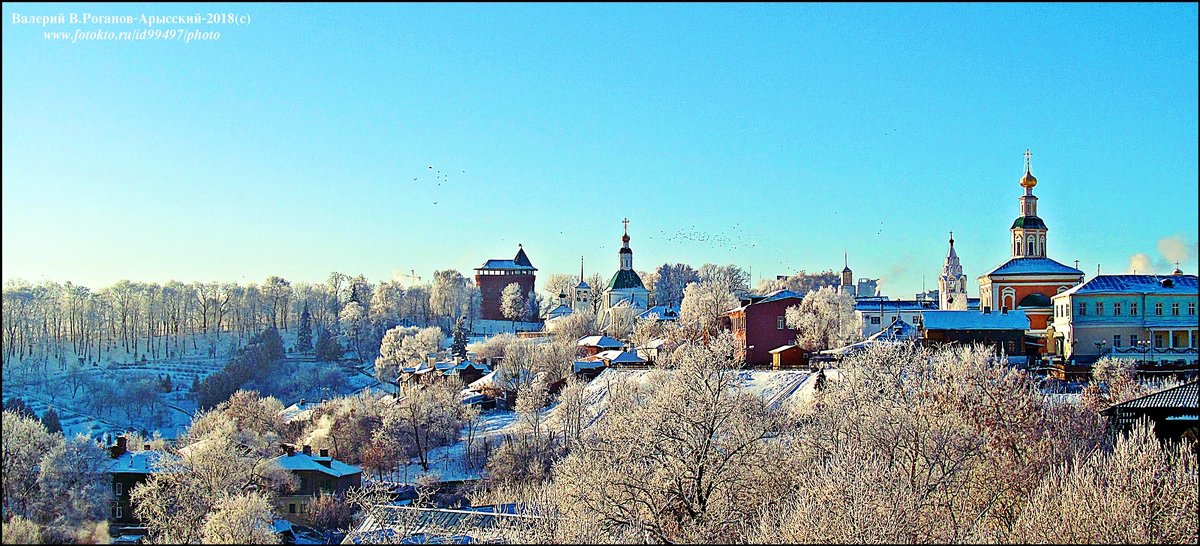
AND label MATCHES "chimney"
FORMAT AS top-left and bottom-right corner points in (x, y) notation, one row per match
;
(283, 444), (295, 457)
(302, 444), (312, 456)
(299, 398), (306, 407)
(319, 448), (329, 458)
(110, 436), (128, 458)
